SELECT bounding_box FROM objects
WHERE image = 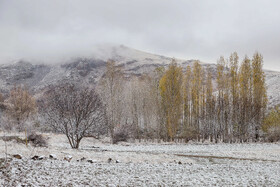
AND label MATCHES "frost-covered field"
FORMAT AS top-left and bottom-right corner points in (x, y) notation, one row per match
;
(1, 133), (280, 186)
